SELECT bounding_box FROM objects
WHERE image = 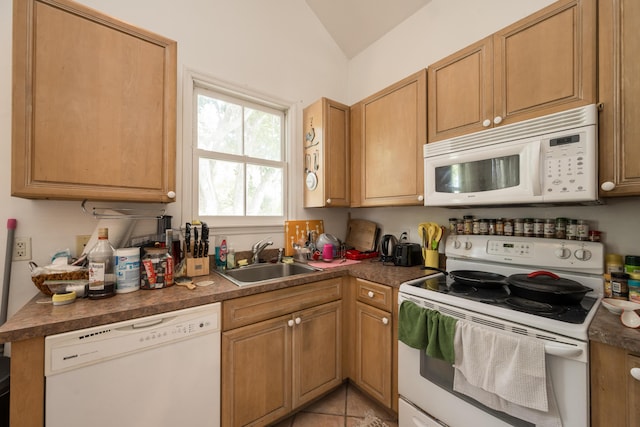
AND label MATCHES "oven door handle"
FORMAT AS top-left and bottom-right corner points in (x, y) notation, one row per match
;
(544, 343), (582, 358)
